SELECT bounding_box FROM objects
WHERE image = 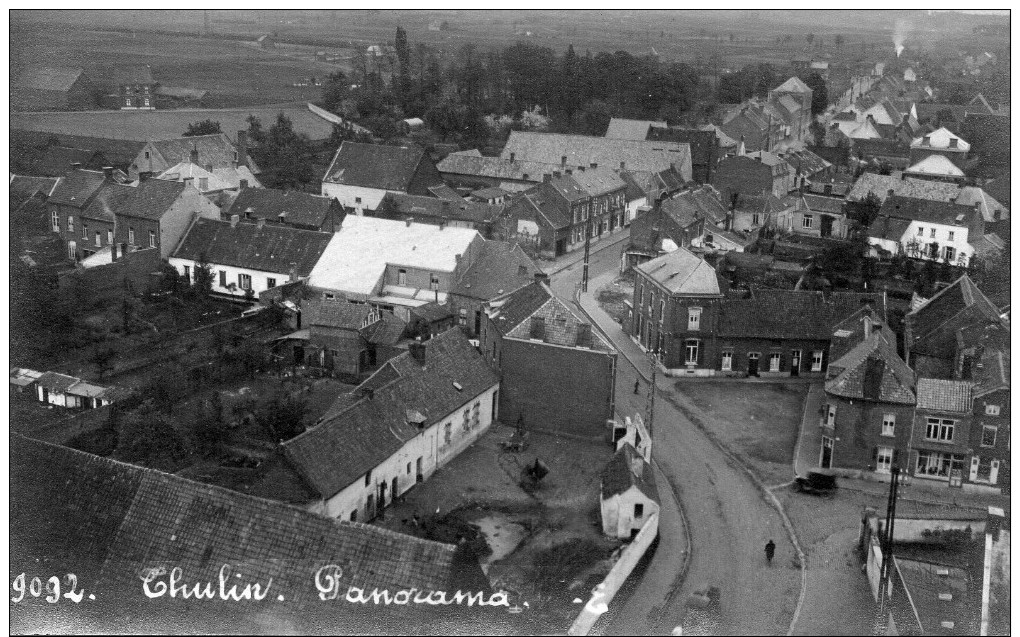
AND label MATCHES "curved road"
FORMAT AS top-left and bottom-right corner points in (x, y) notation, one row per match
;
(549, 241), (800, 635)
